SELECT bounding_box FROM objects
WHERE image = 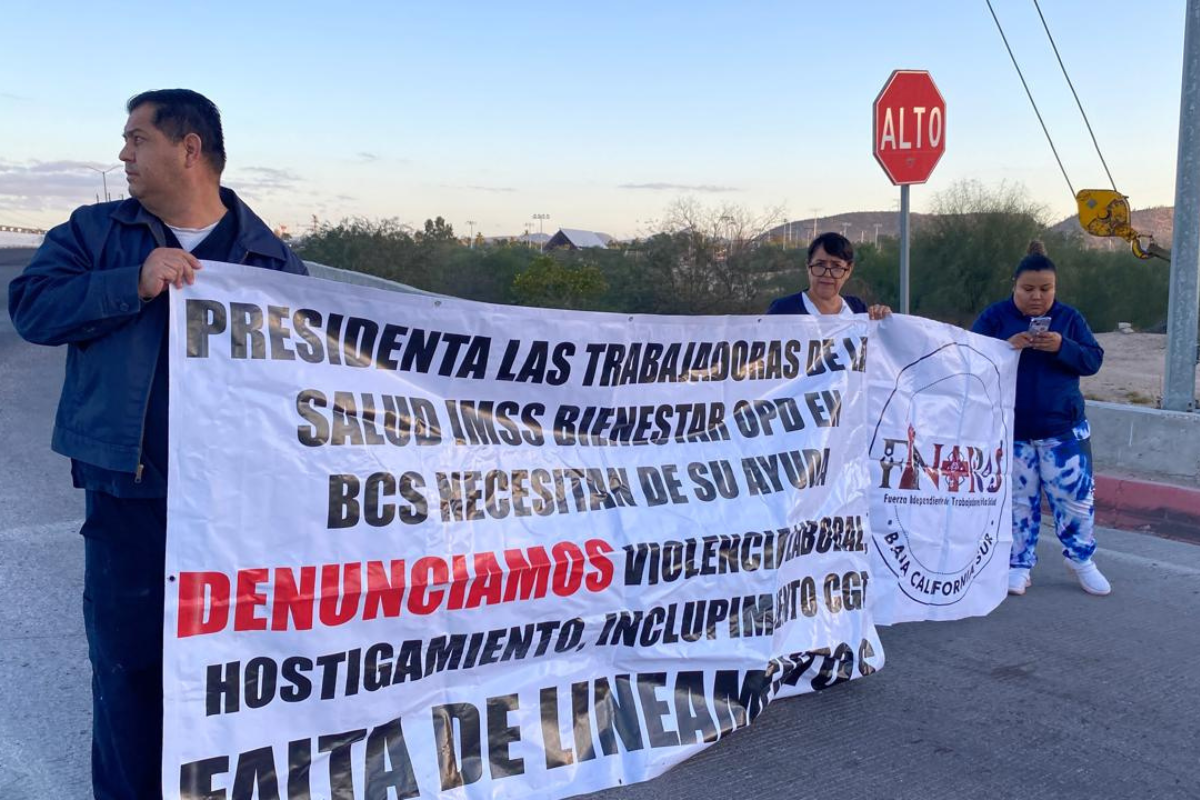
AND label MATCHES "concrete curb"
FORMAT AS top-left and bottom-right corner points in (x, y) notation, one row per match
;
(1094, 473), (1200, 543)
